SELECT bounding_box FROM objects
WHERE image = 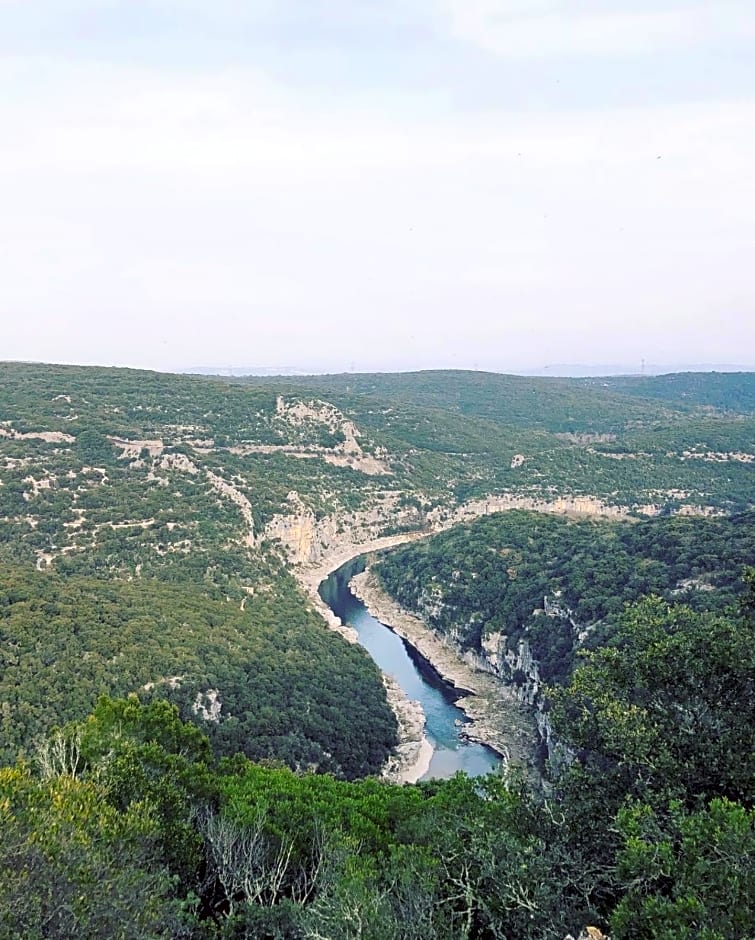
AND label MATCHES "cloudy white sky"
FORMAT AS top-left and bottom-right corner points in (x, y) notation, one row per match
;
(1, 0), (754, 373)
